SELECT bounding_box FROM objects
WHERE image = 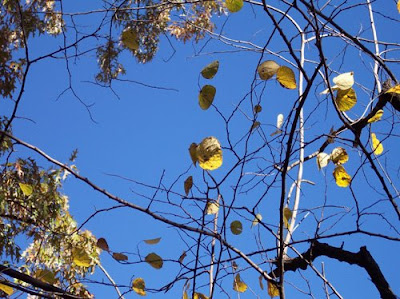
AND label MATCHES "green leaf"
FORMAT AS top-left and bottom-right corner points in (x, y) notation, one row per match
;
(198, 85), (216, 110)
(201, 61), (219, 79)
(230, 220), (243, 235)
(145, 252), (163, 269)
(19, 183), (33, 196)
(225, 0), (243, 12)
